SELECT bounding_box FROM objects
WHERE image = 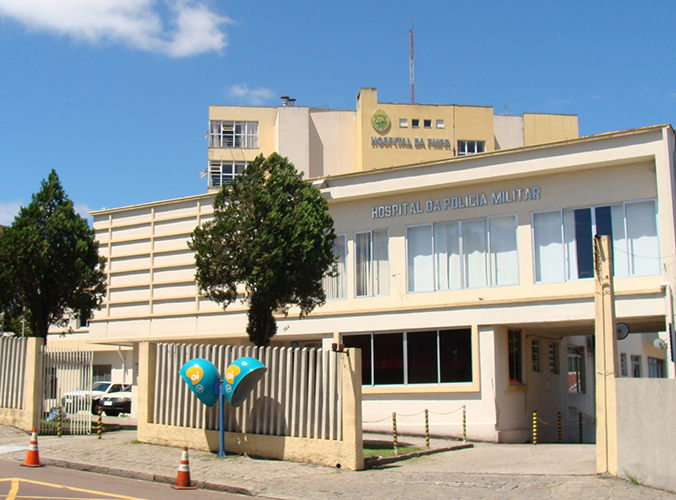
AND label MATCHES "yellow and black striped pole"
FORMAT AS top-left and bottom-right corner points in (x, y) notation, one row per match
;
(57, 407), (62, 438)
(579, 412), (583, 443)
(462, 406), (467, 443)
(392, 412), (398, 455)
(532, 411), (537, 445)
(97, 406), (103, 439)
(424, 409), (430, 450)
(557, 412), (562, 443)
